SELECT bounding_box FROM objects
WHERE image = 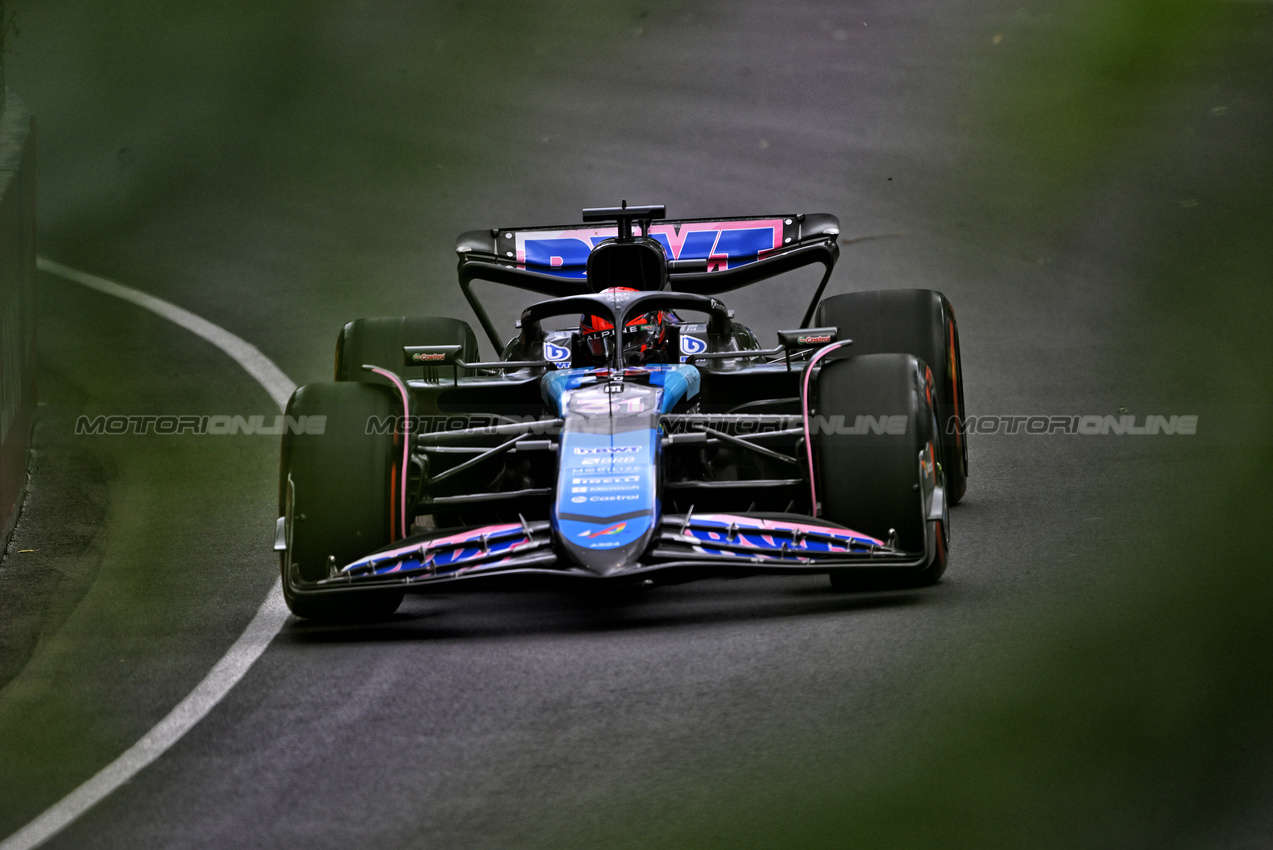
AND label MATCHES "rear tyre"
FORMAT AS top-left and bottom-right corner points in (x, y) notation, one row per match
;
(335, 316), (479, 385)
(814, 353), (947, 590)
(279, 382), (405, 621)
(816, 289), (967, 504)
